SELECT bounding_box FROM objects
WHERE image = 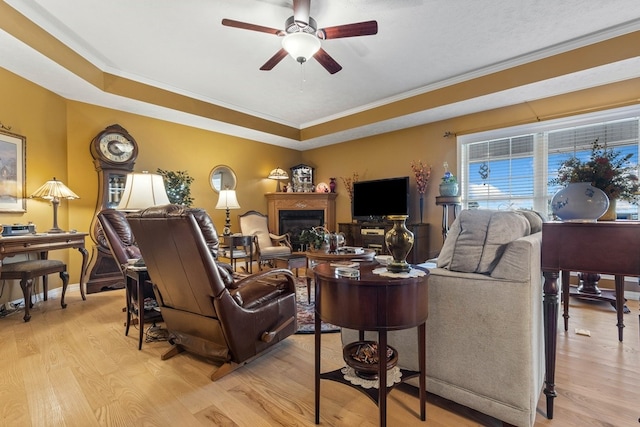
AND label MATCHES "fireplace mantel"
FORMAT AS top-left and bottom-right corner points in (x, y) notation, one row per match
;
(265, 192), (338, 233)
